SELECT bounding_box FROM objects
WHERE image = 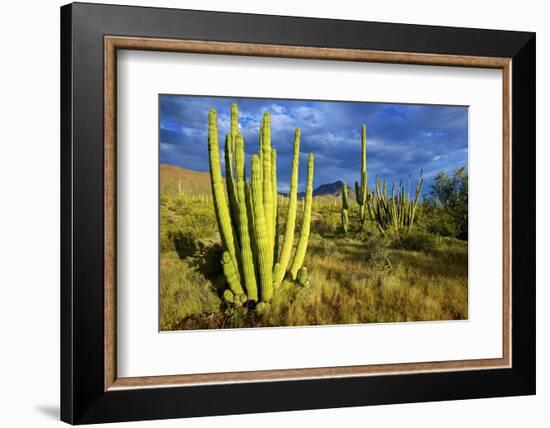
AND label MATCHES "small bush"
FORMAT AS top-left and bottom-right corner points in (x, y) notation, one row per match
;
(367, 246), (393, 273)
(361, 236), (392, 273)
(310, 212), (341, 237)
(391, 231), (435, 252)
(173, 231), (200, 259)
(160, 193), (218, 254)
(351, 222), (378, 241)
(190, 243), (224, 280)
(425, 210), (459, 238)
